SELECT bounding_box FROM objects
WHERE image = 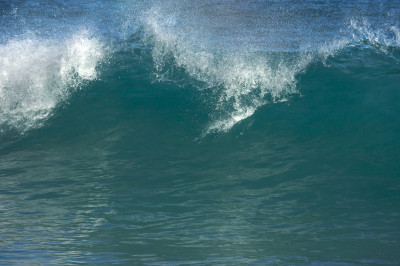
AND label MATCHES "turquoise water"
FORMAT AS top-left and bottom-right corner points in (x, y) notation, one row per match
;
(1, 0), (400, 264)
